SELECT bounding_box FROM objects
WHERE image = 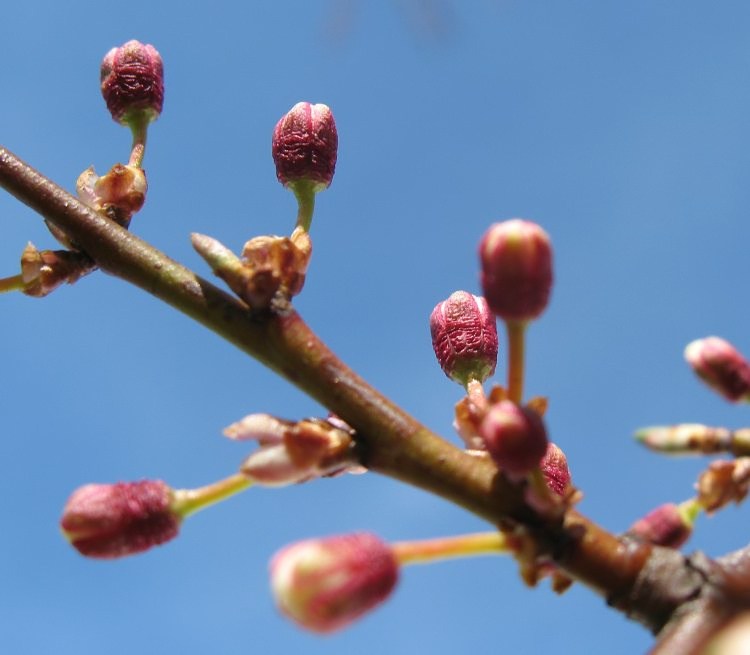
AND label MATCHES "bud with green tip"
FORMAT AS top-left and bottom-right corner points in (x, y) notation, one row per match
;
(270, 533), (398, 633)
(430, 291), (498, 387)
(60, 480), (180, 559)
(480, 401), (548, 479)
(101, 40), (164, 126)
(272, 102), (338, 192)
(479, 219), (553, 322)
(684, 337), (750, 402)
(626, 502), (697, 548)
